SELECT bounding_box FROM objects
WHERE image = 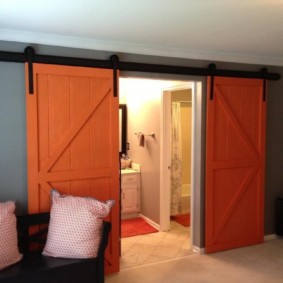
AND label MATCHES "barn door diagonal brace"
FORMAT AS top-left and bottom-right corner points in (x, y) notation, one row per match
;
(110, 54), (119, 97)
(209, 63), (216, 100)
(25, 46), (35, 95)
